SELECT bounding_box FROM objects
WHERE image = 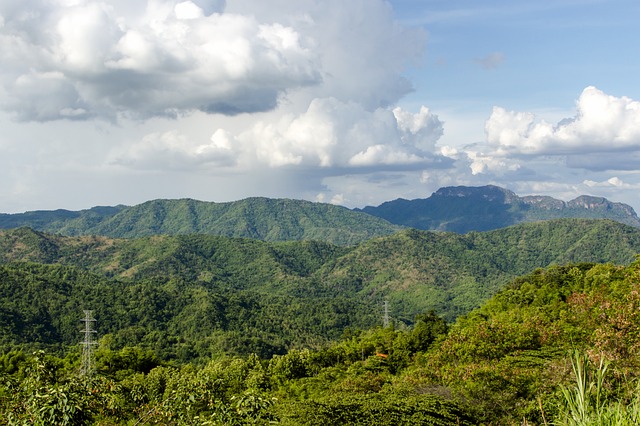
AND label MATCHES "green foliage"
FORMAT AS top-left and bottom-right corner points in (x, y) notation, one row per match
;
(0, 351), (114, 425)
(4, 255), (640, 425)
(410, 310), (449, 352)
(321, 220), (640, 321)
(411, 260), (640, 424)
(555, 351), (640, 426)
(276, 393), (476, 426)
(268, 349), (312, 384)
(4, 187), (640, 245)
(557, 351), (608, 425)
(95, 346), (160, 379)
(0, 259), (381, 361)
